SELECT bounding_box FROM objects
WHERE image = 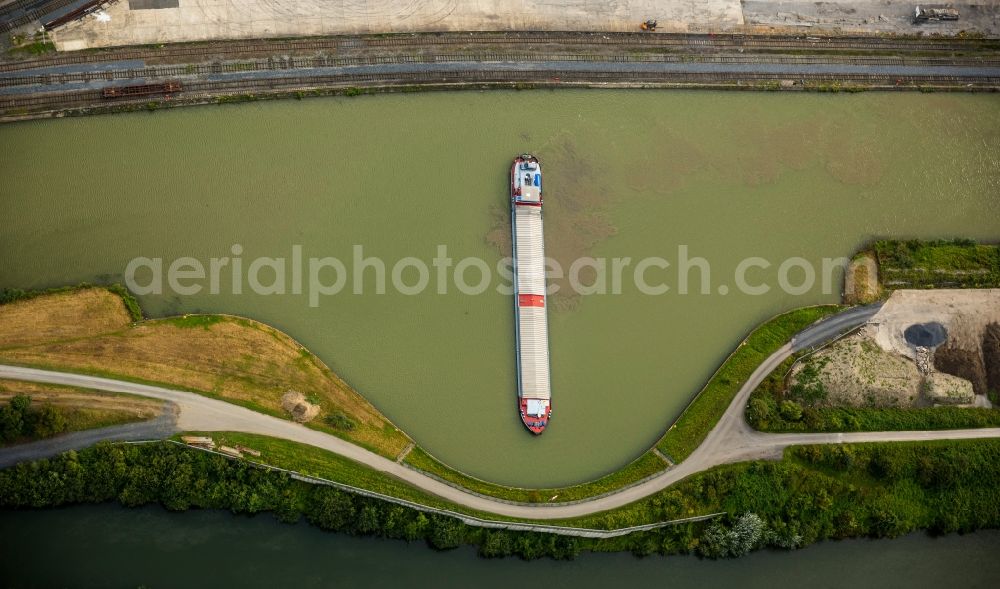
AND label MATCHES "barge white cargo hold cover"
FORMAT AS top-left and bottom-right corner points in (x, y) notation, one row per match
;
(512, 181), (550, 398)
(510, 154), (551, 434)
